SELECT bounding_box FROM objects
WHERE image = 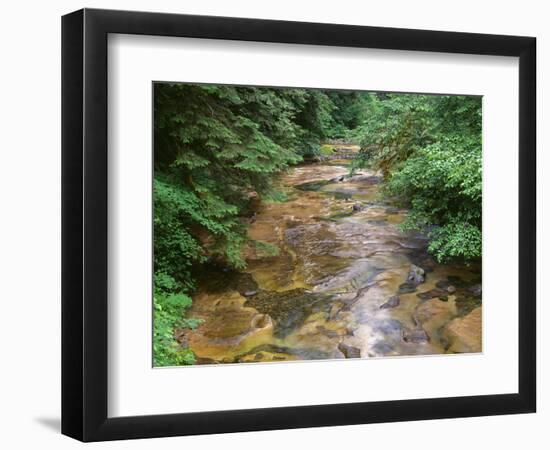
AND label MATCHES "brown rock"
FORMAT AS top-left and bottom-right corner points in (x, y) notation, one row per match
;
(413, 299), (454, 327)
(441, 307), (482, 353)
(338, 343), (361, 358)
